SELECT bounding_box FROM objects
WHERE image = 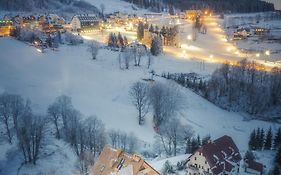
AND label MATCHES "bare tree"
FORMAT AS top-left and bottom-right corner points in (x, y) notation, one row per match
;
(123, 47), (134, 69)
(0, 93), (13, 143)
(54, 95), (73, 139)
(83, 116), (106, 160)
(147, 52), (153, 69)
(136, 45), (147, 66)
(47, 103), (61, 139)
(129, 81), (150, 125)
(0, 93), (26, 144)
(158, 118), (193, 156)
(87, 41), (100, 60)
(149, 82), (184, 128)
(100, 3), (105, 17)
(108, 130), (138, 153)
(17, 113), (46, 164)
